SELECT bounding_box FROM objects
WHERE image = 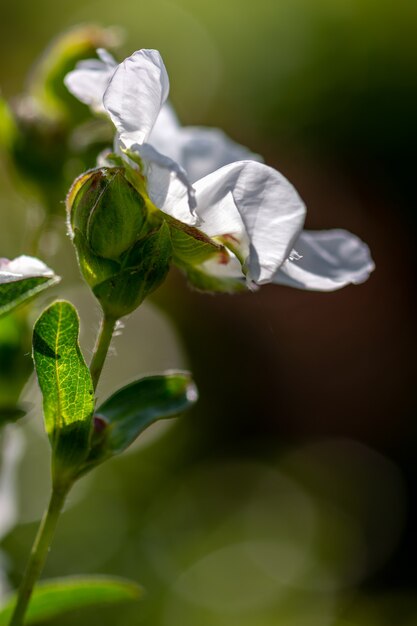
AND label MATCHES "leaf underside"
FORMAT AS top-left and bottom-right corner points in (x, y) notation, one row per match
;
(0, 276), (59, 317)
(82, 371), (198, 473)
(0, 576), (143, 625)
